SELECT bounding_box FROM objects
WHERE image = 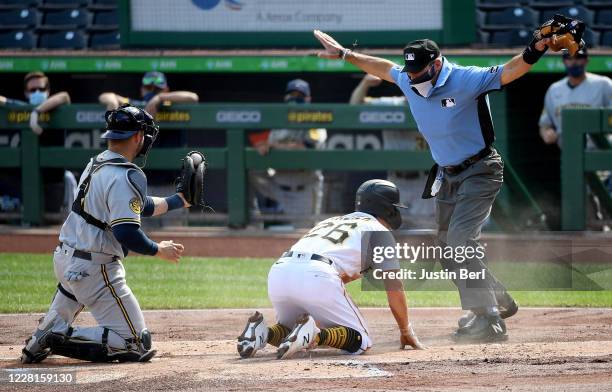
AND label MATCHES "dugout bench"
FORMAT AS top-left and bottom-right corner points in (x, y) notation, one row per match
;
(0, 102), (542, 229)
